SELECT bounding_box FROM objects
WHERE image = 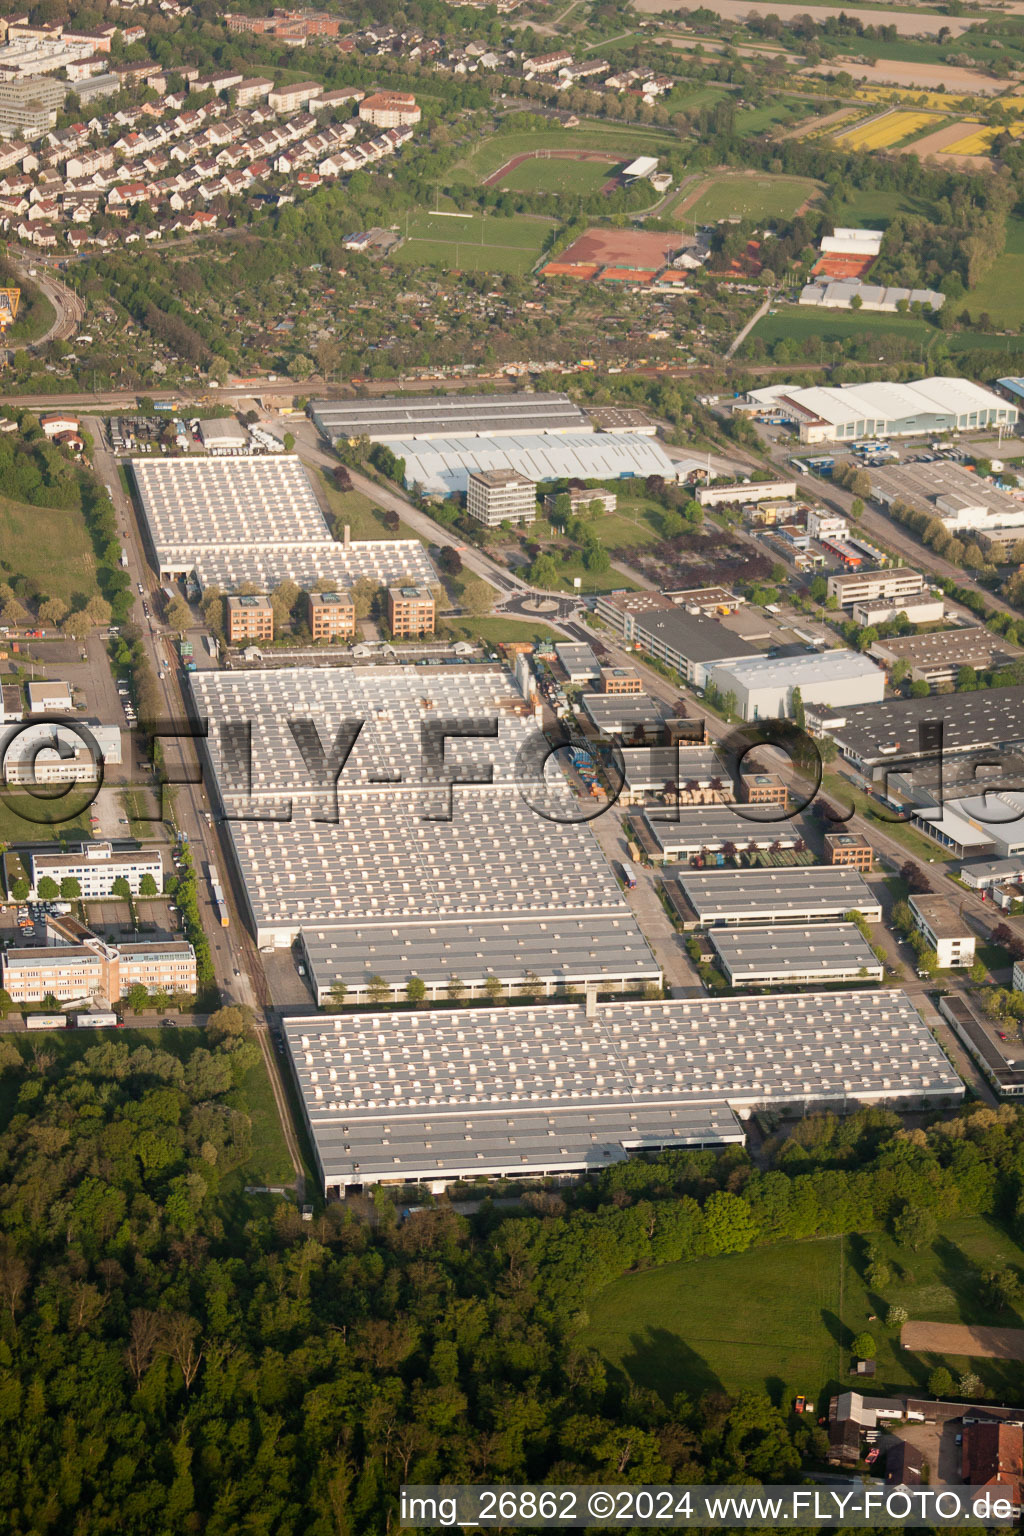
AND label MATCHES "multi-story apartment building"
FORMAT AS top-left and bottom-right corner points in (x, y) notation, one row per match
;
(308, 589), (356, 641)
(27, 842), (163, 898)
(466, 469), (537, 528)
(227, 593), (274, 644)
(357, 91), (420, 127)
(0, 77), (65, 136)
(267, 80), (322, 112)
(387, 585), (435, 638)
